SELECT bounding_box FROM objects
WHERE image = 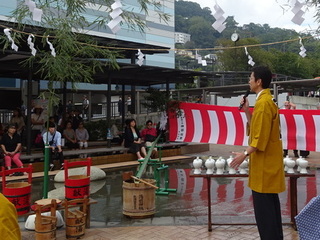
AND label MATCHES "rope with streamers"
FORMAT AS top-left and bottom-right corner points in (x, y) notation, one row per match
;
(0, 24), (319, 53)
